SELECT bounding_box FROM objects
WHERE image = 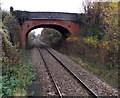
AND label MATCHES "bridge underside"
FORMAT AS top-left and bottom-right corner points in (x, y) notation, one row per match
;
(26, 24), (71, 38)
(20, 19), (80, 48)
